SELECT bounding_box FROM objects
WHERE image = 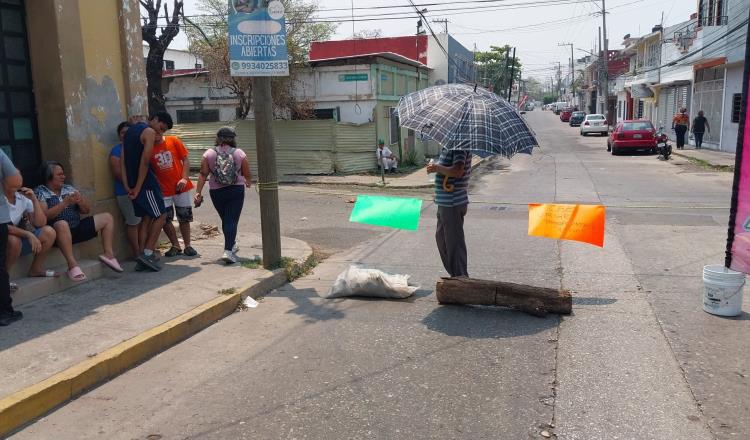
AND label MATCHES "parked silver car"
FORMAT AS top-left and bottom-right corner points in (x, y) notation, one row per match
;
(580, 114), (608, 136)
